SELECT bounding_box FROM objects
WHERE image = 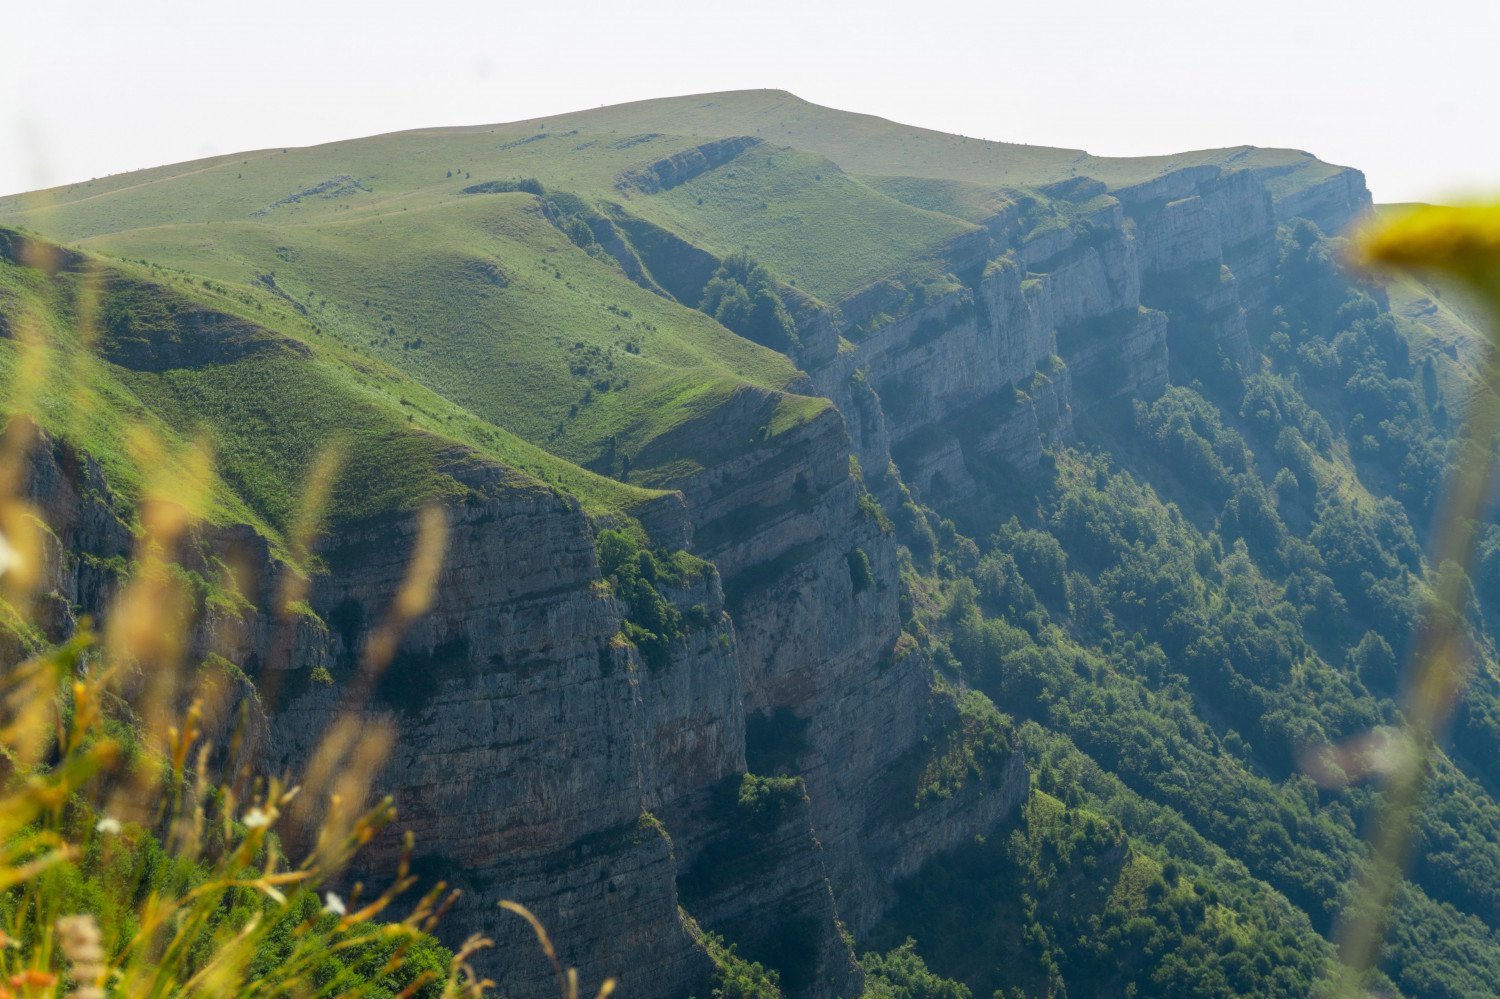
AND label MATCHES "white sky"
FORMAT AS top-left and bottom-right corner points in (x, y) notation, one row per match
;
(5, 0), (1497, 204)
